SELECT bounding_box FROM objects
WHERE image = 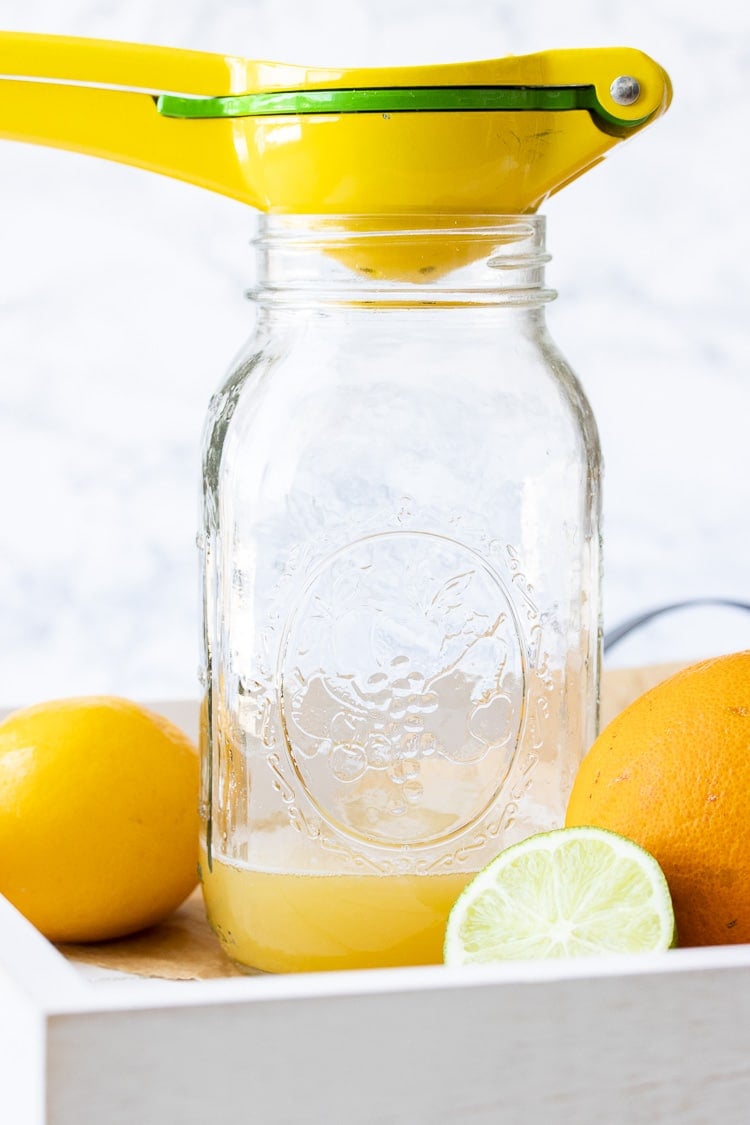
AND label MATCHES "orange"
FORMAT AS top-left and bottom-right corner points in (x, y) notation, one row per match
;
(566, 651), (750, 947)
(0, 696), (199, 942)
